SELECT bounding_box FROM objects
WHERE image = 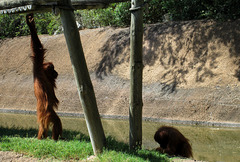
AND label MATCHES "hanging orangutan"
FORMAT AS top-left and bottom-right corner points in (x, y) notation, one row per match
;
(26, 13), (62, 140)
(154, 126), (193, 158)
